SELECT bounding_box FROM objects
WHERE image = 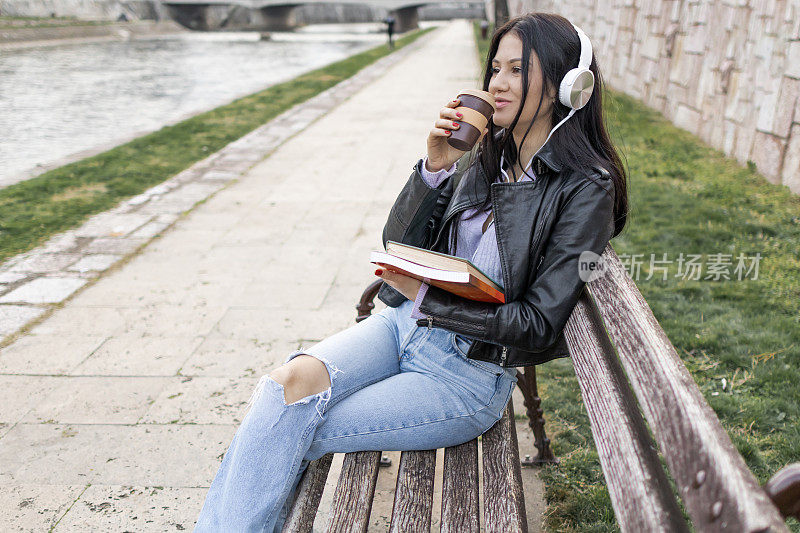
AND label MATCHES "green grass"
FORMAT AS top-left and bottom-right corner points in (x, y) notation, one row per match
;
(0, 27), (433, 265)
(473, 21), (800, 532)
(473, 19), (493, 66)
